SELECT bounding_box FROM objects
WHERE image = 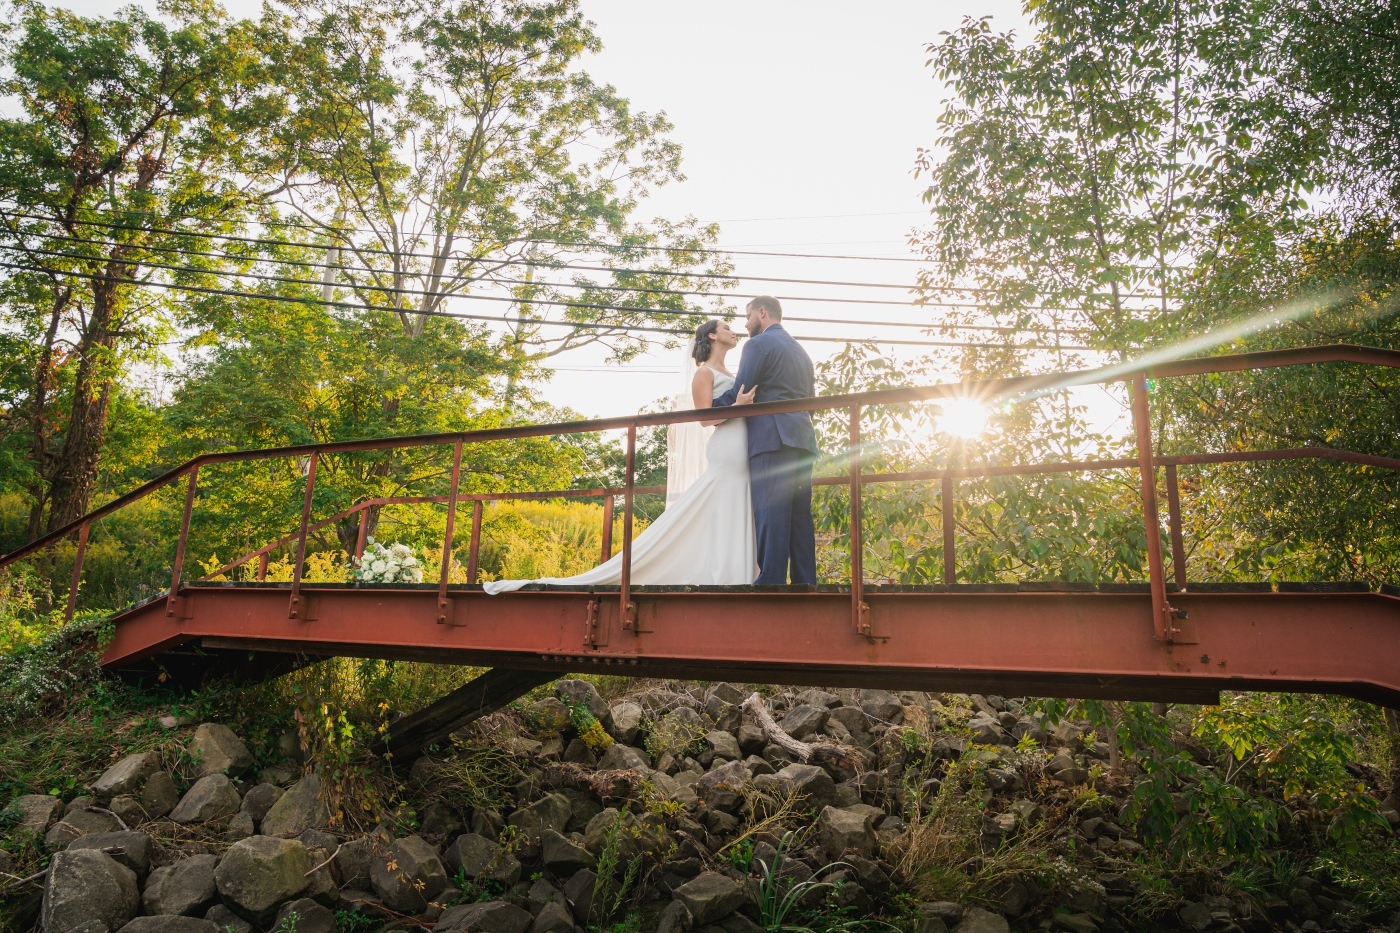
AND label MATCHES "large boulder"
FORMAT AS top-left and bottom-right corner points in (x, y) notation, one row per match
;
(273, 898), (337, 933)
(258, 774), (328, 837)
(672, 872), (745, 926)
(8, 793), (64, 834)
(141, 854), (219, 916)
(609, 701), (645, 745)
(332, 834), (386, 890)
(168, 775), (240, 825)
(816, 807), (876, 859)
(528, 698), (572, 736)
(775, 763), (837, 809)
(213, 836), (310, 925)
(188, 725), (253, 779)
(67, 831), (152, 879)
(139, 774), (181, 820)
(506, 792), (572, 842)
(46, 808), (123, 849)
(779, 705), (829, 741)
(953, 907), (1011, 933)
(539, 828), (596, 875)
(91, 754), (160, 801)
(436, 901), (534, 933)
(443, 833), (521, 884)
(597, 744), (651, 772)
(41, 848), (139, 933)
(202, 906), (253, 933)
(116, 918), (218, 933)
(828, 706), (871, 735)
(703, 731), (742, 761)
(528, 900), (575, 933)
(370, 835), (448, 913)
(554, 680), (613, 731)
(857, 689), (904, 724)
